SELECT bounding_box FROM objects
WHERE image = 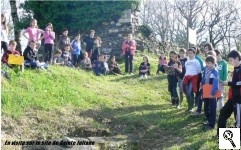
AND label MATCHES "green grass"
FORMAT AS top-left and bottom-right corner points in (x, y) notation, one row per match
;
(1, 53), (235, 149)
